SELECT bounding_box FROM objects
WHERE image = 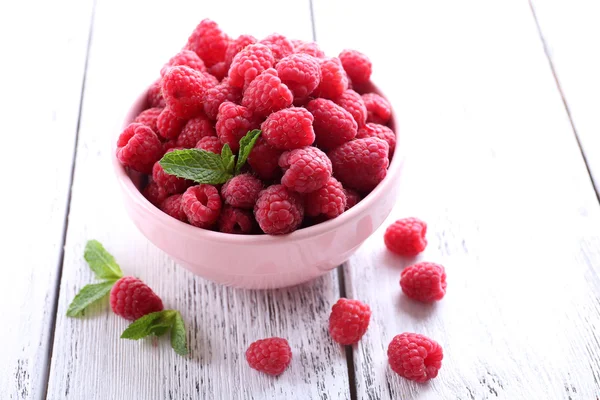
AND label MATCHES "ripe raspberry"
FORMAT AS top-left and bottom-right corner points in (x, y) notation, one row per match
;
(261, 107), (315, 150)
(294, 41), (326, 58)
(152, 160), (190, 195)
(307, 98), (357, 151)
(207, 61), (228, 81)
(329, 137), (389, 192)
(221, 174), (262, 209)
(110, 277), (164, 321)
(328, 298), (371, 345)
(344, 189), (361, 210)
(147, 78), (165, 108)
(161, 49), (207, 76)
(401, 262), (447, 302)
(276, 53), (321, 100)
(279, 147), (332, 193)
(384, 218), (428, 256)
(176, 115), (215, 148)
(254, 185), (304, 234)
(339, 50), (372, 85)
(305, 175), (347, 218)
(259, 33), (294, 62)
(357, 123), (396, 157)
(362, 93), (392, 125)
(218, 205), (256, 234)
(225, 34), (257, 66)
(185, 19), (229, 67)
(335, 89), (367, 126)
(248, 137), (282, 180)
(134, 107), (163, 133)
(195, 136), (223, 154)
(182, 184), (222, 228)
(387, 333), (443, 382)
(143, 182), (168, 207)
(241, 68), (293, 117)
(160, 194), (186, 222)
(117, 123), (163, 174)
(163, 139), (178, 153)
(314, 58), (348, 99)
(228, 44), (274, 89)
(161, 66), (216, 118)
(246, 337), (292, 376)
(202, 80), (242, 121)
(156, 108), (187, 140)
(216, 102), (258, 153)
